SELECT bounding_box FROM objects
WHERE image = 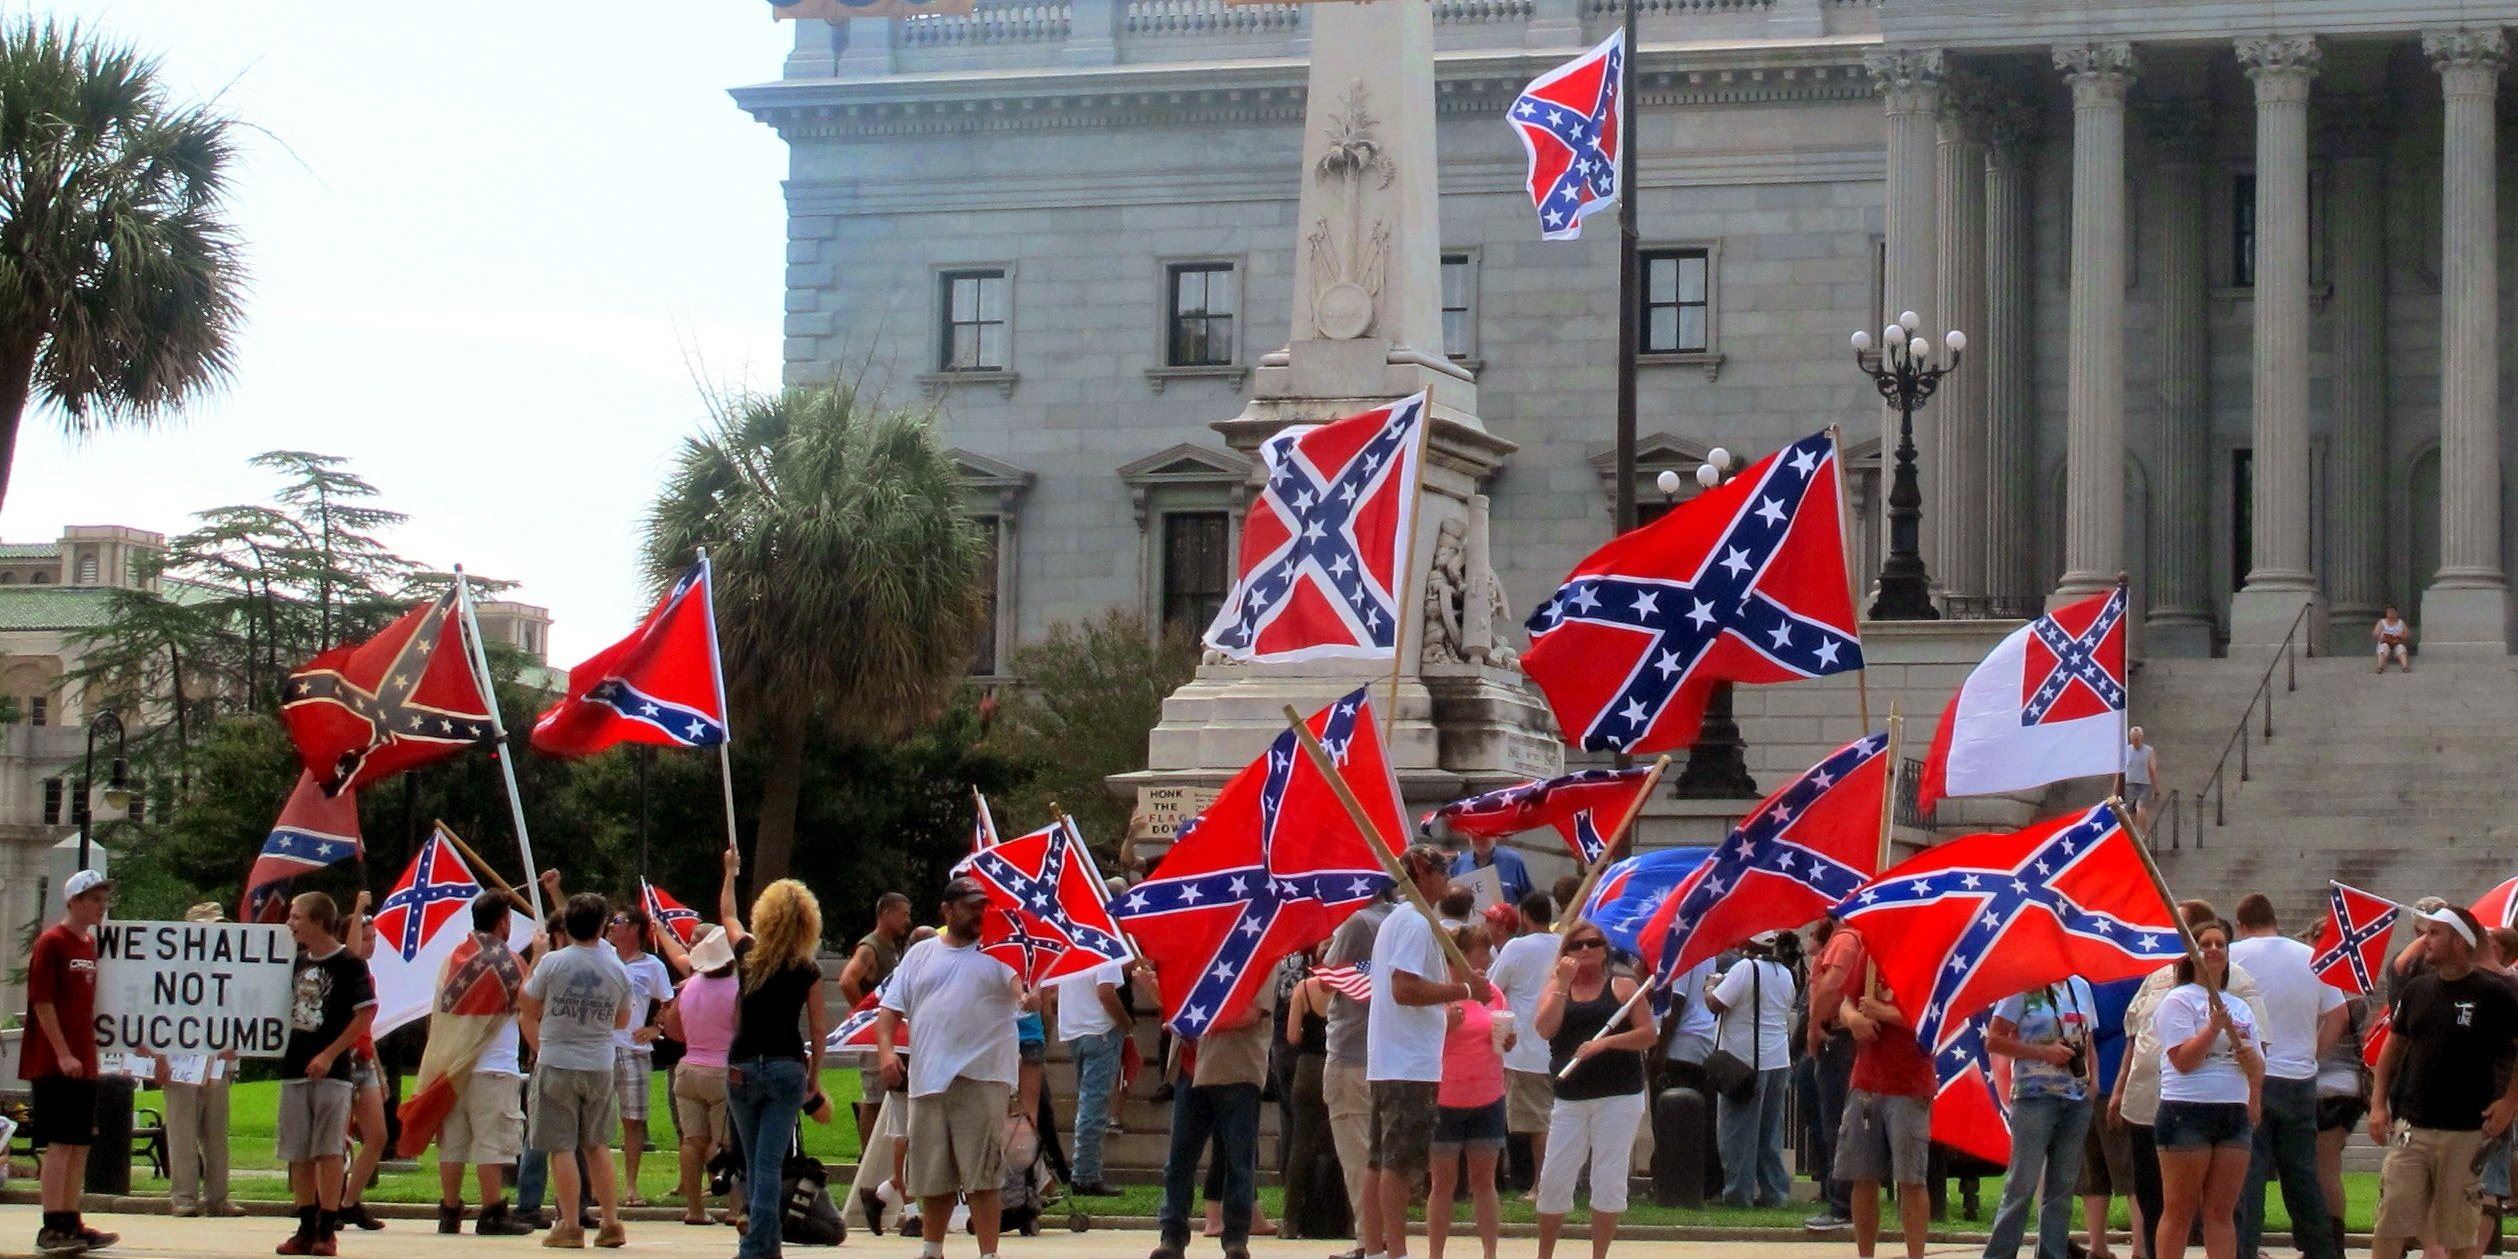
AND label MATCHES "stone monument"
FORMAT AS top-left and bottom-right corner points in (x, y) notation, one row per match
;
(1118, 0), (1562, 827)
